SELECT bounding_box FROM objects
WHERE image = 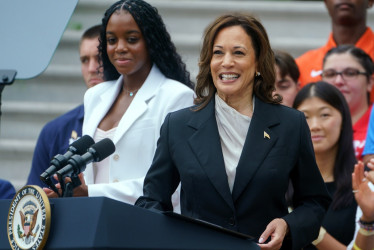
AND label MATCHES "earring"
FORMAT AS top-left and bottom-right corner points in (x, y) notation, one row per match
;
(256, 72), (261, 77)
